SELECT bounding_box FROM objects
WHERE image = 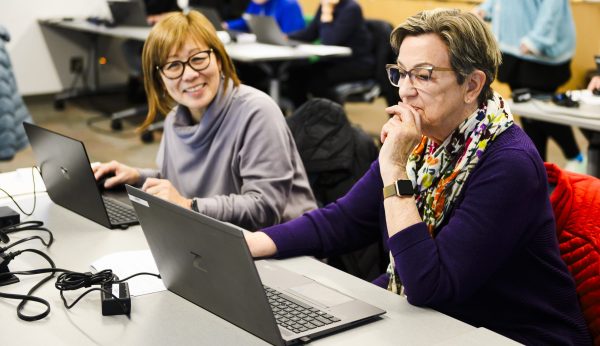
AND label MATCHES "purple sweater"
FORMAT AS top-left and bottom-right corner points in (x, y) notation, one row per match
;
(263, 125), (591, 345)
